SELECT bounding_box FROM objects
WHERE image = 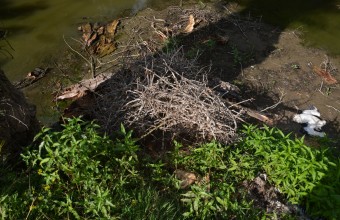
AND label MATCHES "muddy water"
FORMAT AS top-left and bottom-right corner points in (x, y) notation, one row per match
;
(237, 0), (340, 56)
(0, 0), (177, 81)
(0, 0), (177, 124)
